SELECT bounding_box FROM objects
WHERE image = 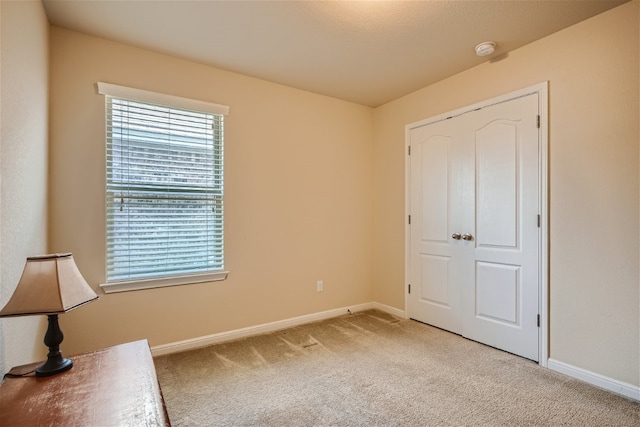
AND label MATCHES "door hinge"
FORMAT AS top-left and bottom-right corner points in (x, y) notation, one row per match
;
(408, 145), (411, 155)
(408, 284), (411, 294)
(536, 115), (540, 129)
(408, 215), (411, 225)
(537, 314), (540, 327)
(537, 215), (541, 228)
